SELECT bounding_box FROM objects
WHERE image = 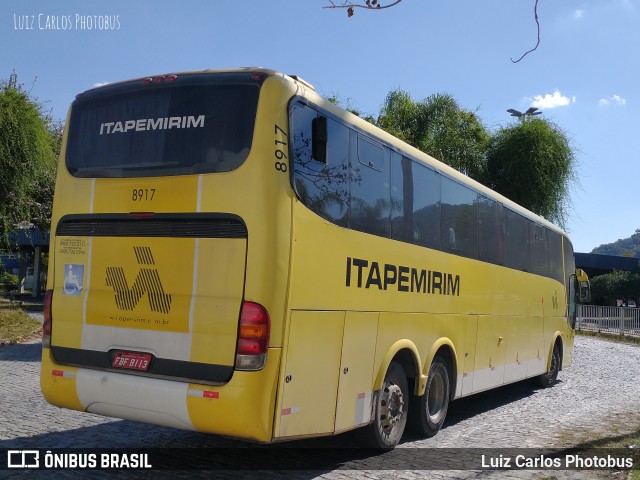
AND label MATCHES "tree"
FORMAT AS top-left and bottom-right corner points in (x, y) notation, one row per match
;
(327, 94), (375, 123)
(589, 270), (640, 306)
(374, 89), (577, 226)
(377, 89), (489, 181)
(485, 118), (575, 228)
(0, 73), (58, 248)
(592, 229), (640, 258)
